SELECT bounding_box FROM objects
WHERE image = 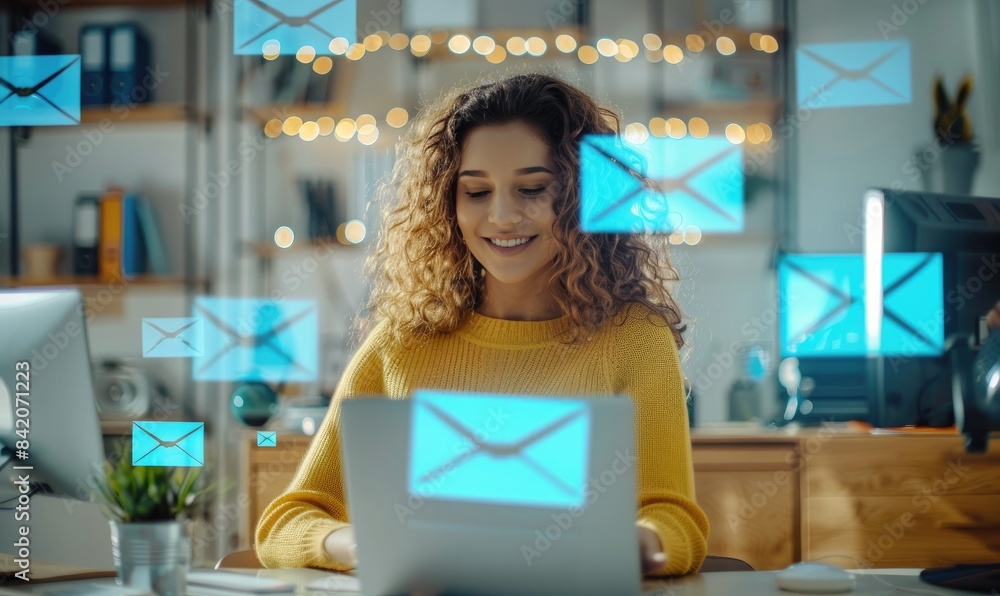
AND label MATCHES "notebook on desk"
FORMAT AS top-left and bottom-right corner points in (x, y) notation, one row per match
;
(0, 553), (116, 584)
(340, 391), (644, 596)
